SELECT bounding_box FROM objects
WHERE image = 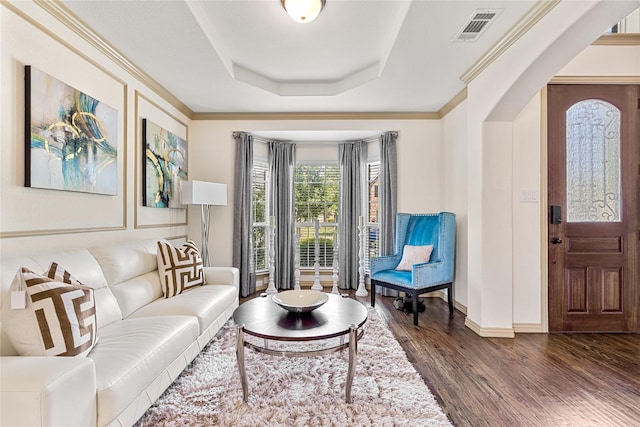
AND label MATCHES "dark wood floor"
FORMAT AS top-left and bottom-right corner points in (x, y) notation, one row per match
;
(365, 293), (640, 427)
